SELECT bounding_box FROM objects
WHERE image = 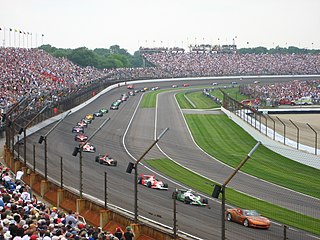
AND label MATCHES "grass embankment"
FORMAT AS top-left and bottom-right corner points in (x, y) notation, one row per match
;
(176, 91), (220, 109)
(145, 158), (320, 235)
(185, 114), (320, 198)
